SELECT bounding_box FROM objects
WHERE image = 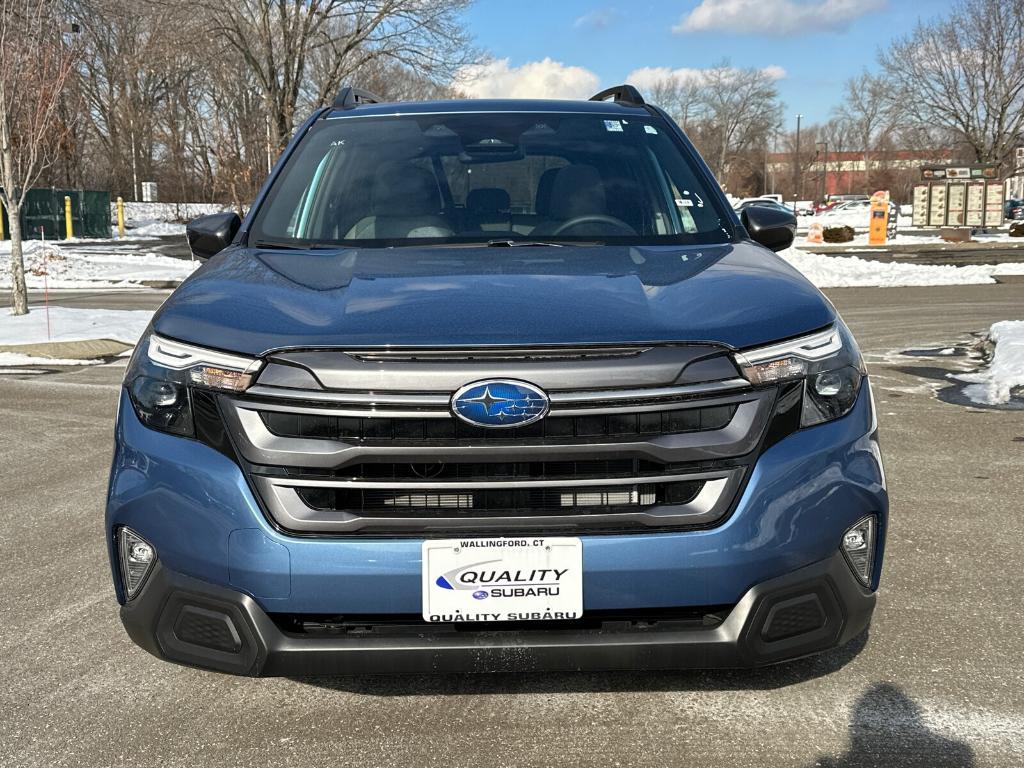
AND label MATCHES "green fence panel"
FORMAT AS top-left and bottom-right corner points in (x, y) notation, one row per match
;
(0, 188), (111, 240)
(81, 191), (111, 238)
